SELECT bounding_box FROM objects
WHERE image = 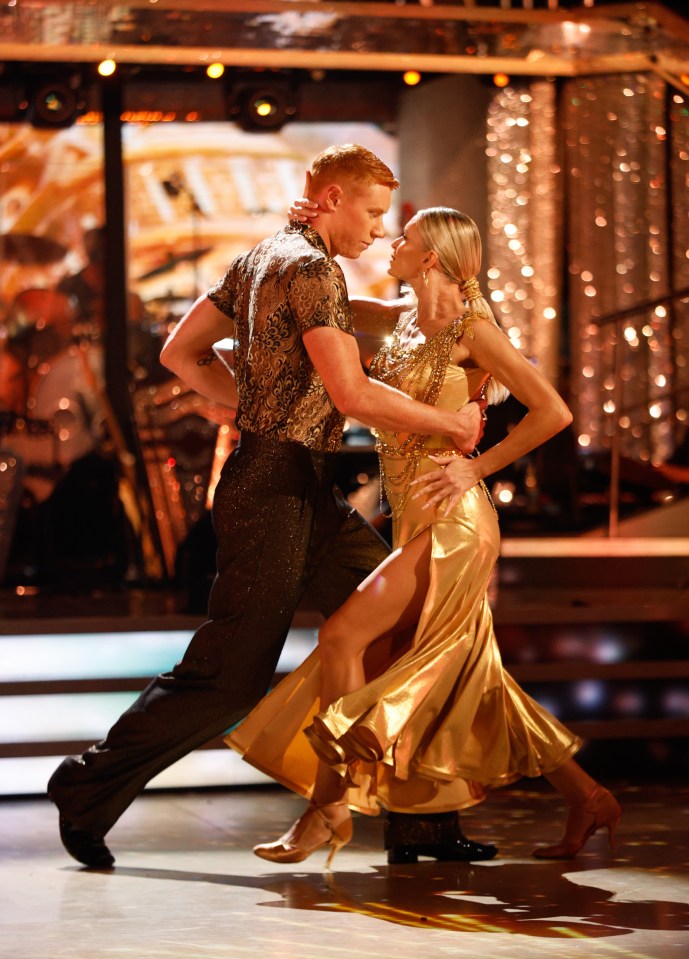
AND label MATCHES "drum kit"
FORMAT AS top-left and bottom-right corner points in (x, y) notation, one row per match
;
(0, 233), (205, 489)
(0, 231), (220, 582)
(0, 235), (73, 576)
(0, 235), (91, 503)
